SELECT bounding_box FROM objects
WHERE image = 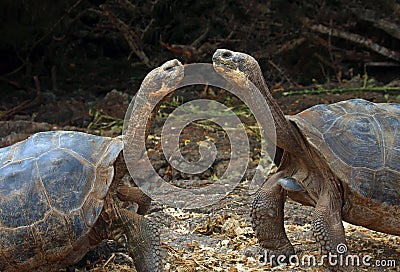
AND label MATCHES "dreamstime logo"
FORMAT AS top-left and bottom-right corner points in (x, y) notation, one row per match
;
(336, 243), (347, 254)
(257, 244), (397, 268)
(122, 63), (277, 209)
